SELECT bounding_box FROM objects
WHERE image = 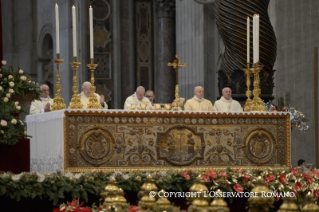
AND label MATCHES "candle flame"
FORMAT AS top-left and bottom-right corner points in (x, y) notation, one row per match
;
(90, 5), (92, 8)
(56, 4), (58, 7)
